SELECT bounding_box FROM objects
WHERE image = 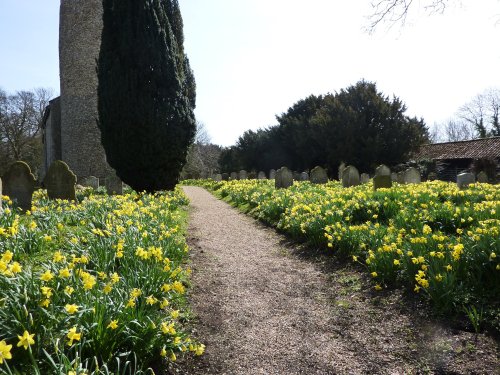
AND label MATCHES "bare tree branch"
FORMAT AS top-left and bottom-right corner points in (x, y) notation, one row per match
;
(367, 0), (451, 33)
